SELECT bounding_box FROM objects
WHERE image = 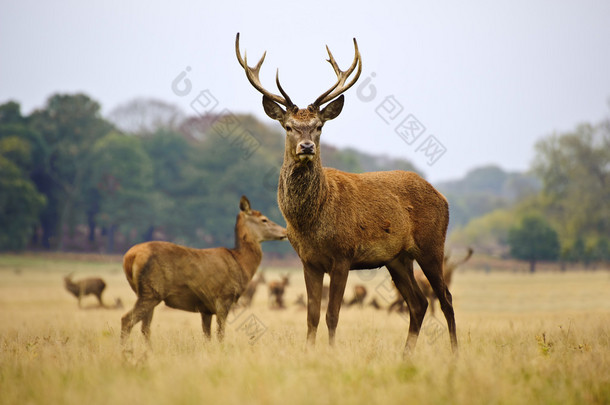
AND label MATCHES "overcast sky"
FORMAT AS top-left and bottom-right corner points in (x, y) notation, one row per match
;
(2, 0), (609, 182)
